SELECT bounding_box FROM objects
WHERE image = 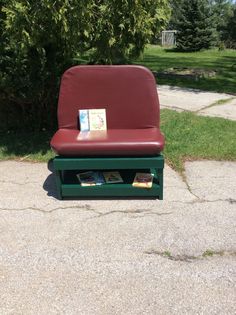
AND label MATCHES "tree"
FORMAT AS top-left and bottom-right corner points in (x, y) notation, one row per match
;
(87, 0), (171, 63)
(210, 0), (234, 44)
(175, 0), (217, 52)
(224, 4), (236, 47)
(0, 0), (93, 130)
(0, 0), (170, 131)
(168, 0), (184, 29)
